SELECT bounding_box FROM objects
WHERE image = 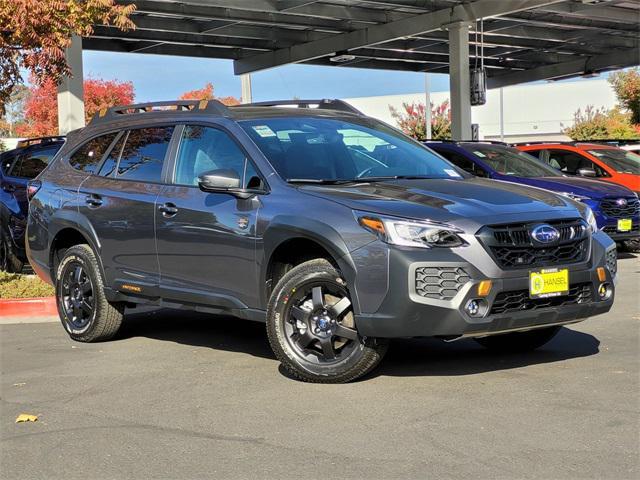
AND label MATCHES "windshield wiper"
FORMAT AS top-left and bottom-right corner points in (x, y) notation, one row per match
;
(287, 175), (439, 185)
(286, 178), (355, 185)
